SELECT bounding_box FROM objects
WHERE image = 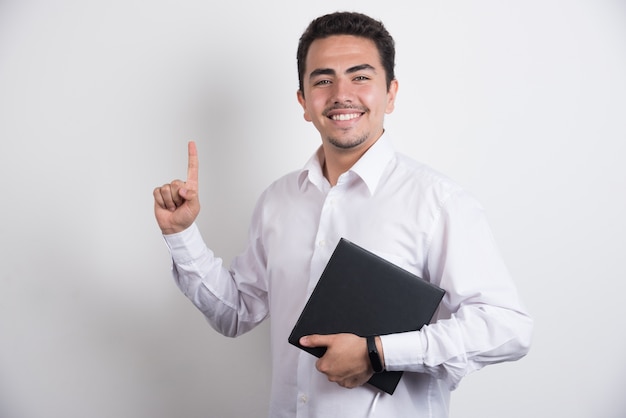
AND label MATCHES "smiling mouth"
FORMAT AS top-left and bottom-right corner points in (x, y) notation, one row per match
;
(329, 113), (362, 121)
